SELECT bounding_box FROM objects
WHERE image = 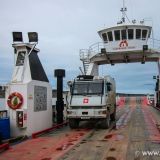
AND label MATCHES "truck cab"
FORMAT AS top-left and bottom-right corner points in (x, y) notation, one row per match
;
(67, 75), (116, 129)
